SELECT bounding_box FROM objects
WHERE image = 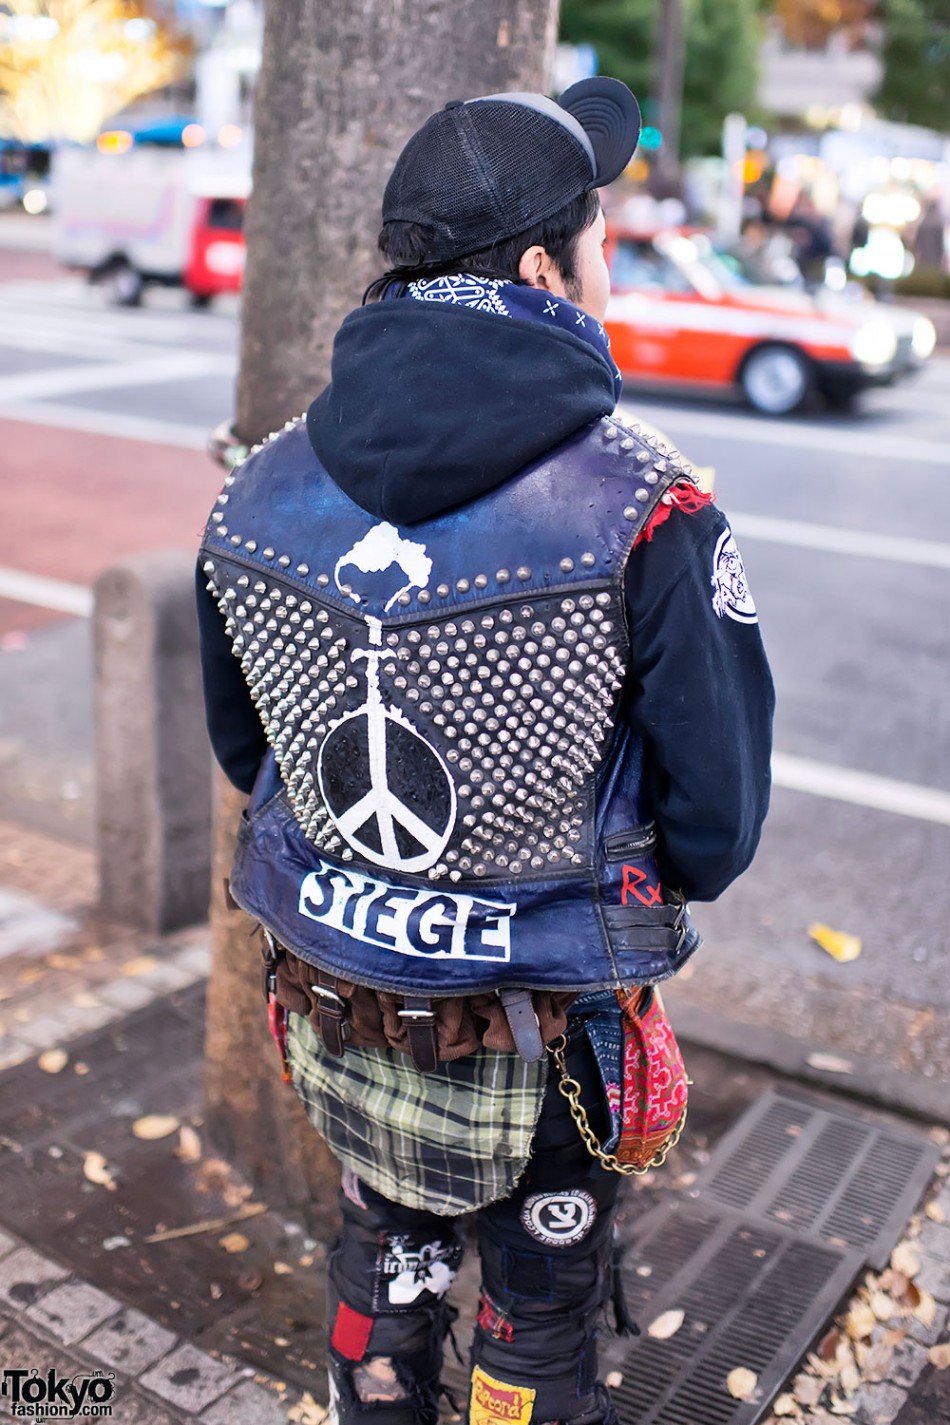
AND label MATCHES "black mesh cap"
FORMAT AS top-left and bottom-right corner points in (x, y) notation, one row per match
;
(382, 78), (641, 263)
